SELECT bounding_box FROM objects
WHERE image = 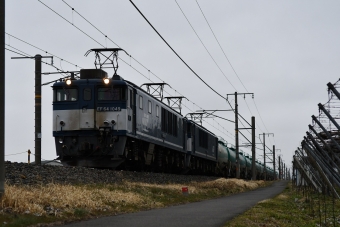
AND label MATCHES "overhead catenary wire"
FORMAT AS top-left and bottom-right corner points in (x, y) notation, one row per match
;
(129, 0), (227, 101)
(59, 1), (234, 116)
(47, 0), (236, 137)
(39, 0), (246, 144)
(61, 0), (120, 48)
(5, 47), (28, 57)
(6, 32), (82, 69)
(172, 1), (256, 137)
(175, 0), (237, 92)
(40, 1), (270, 148)
(6, 44), (71, 80)
(195, 0), (247, 93)
(194, 1), (274, 145)
(5, 151), (27, 156)
(119, 56), (236, 141)
(130, 0), (251, 138)
(37, 0), (104, 48)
